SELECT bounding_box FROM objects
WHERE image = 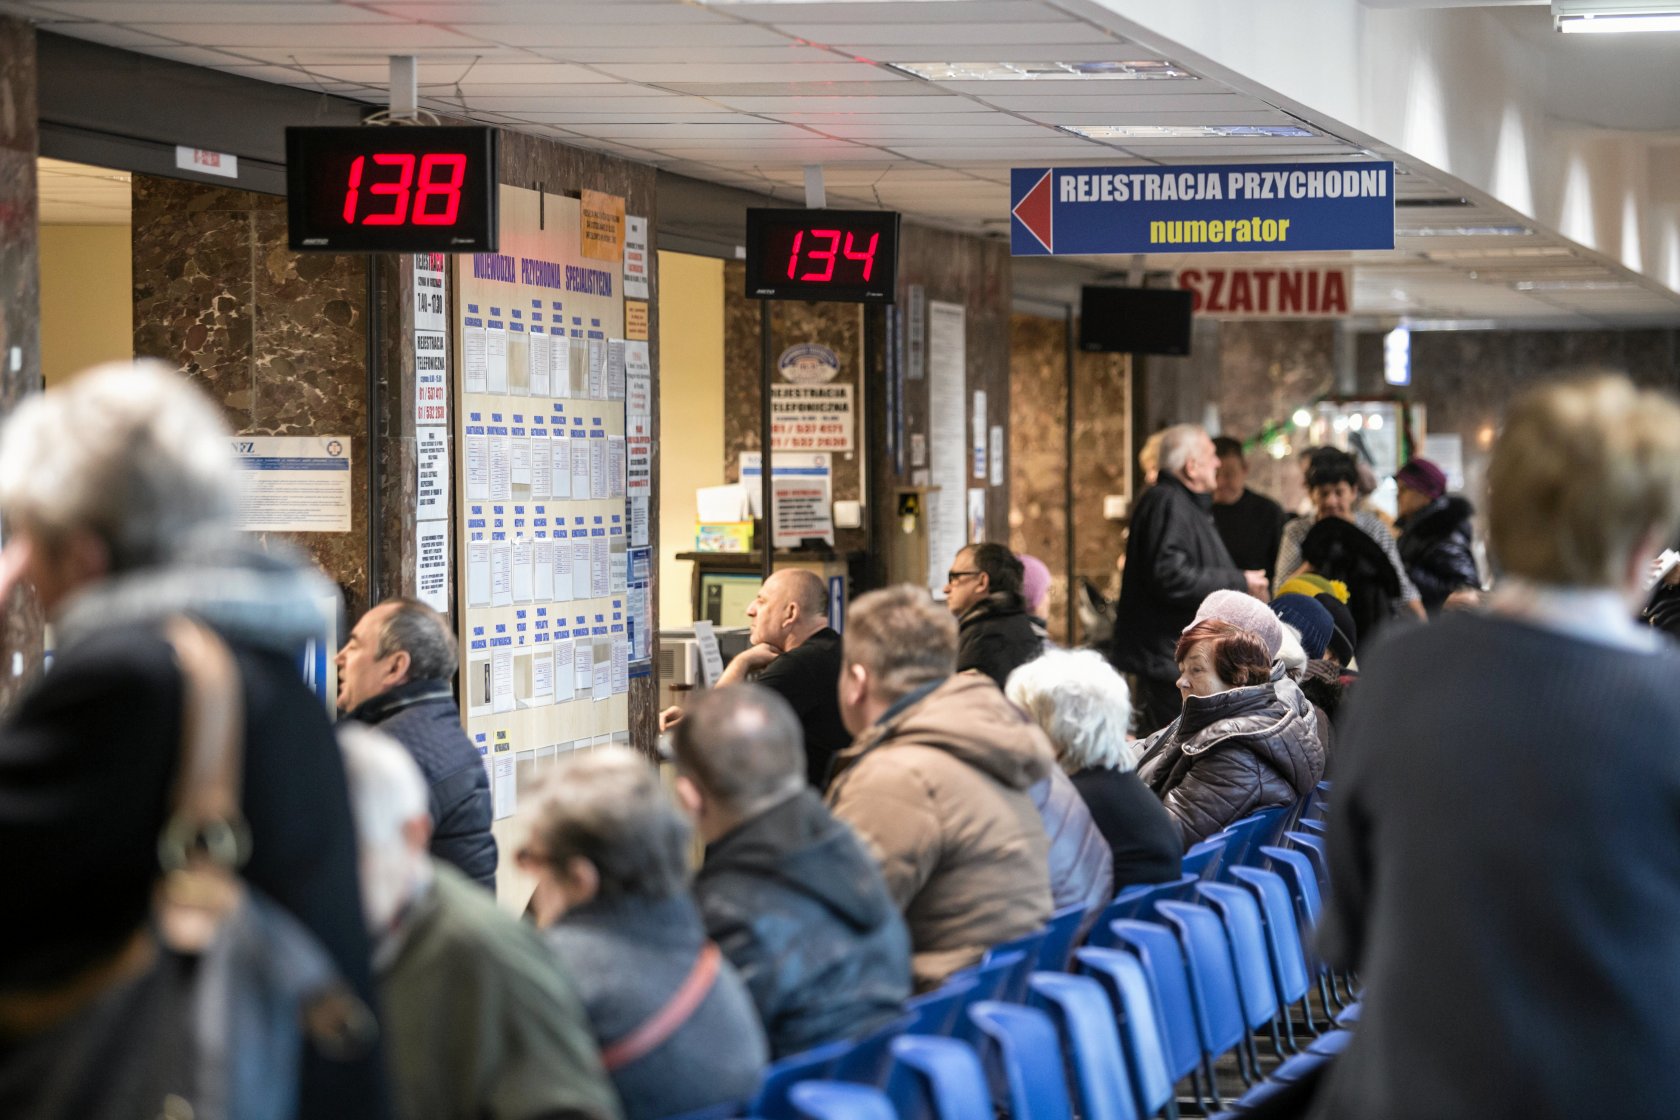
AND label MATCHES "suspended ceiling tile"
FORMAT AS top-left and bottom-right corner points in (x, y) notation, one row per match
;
(35, 21), (182, 49)
(979, 92), (1272, 113)
(135, 22), (484, 49)
(814, 122), (1060, 139)
(593, 63), (897, 84)
(559, 121), (825, 139)
(35, 2), (402, 22)
(772, 22), (1099, 46)
(715, 95), (992, 113)
(860, 43), (1172, 64)
(724, 1), (1064, 25)
(475, 23), (791, 48)
(367, 1), (726, 23)
(531, 45), (844, 64)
